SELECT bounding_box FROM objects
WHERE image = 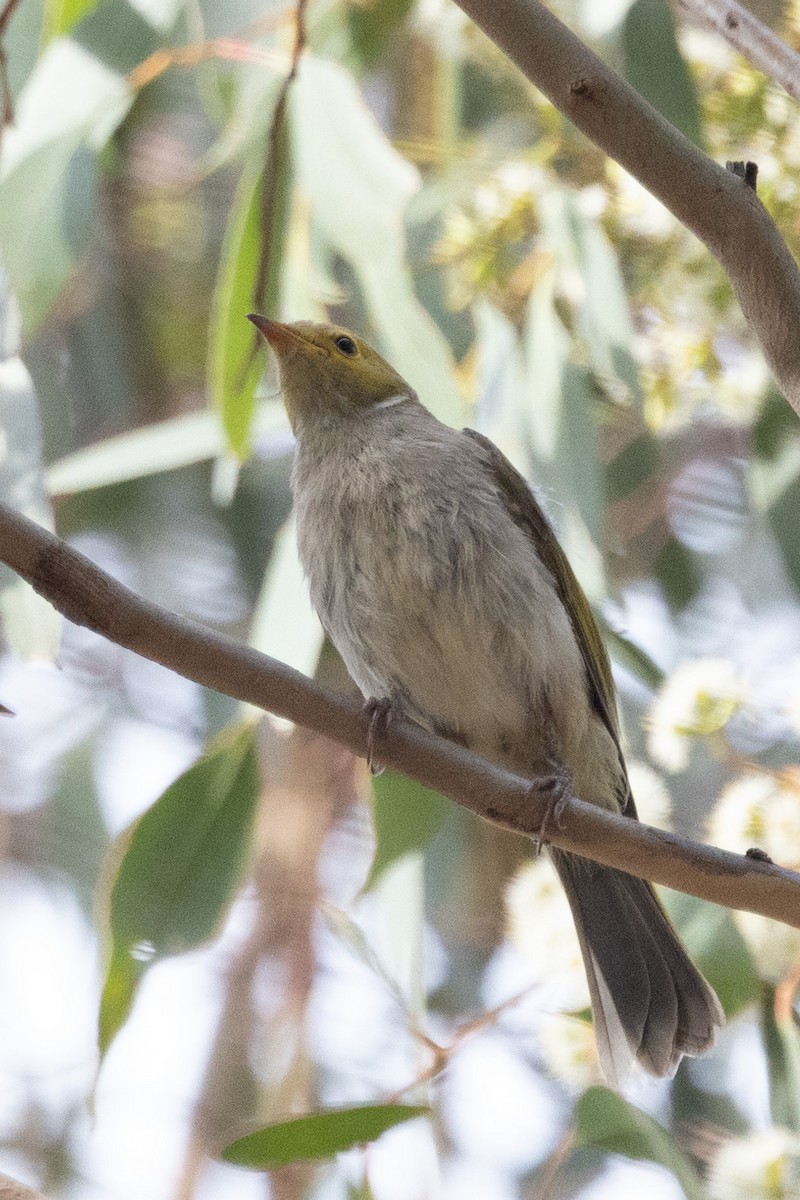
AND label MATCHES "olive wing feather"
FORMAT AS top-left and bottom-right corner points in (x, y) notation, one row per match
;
(463, 428), (635, 818)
